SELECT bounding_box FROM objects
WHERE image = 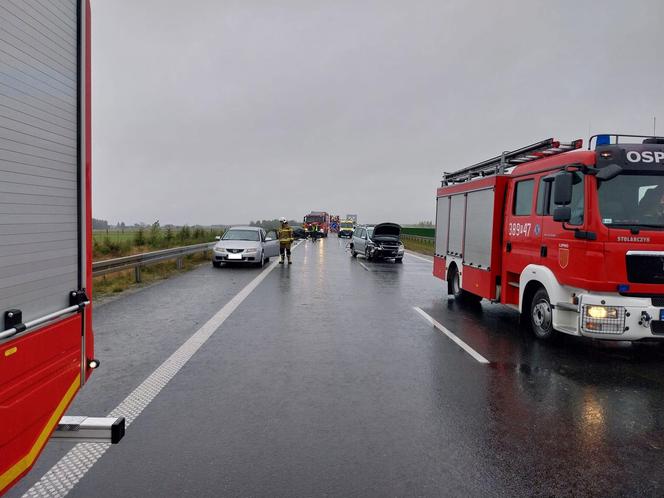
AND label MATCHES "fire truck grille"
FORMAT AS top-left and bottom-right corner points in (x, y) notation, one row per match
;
(626, 254), (664, 284)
